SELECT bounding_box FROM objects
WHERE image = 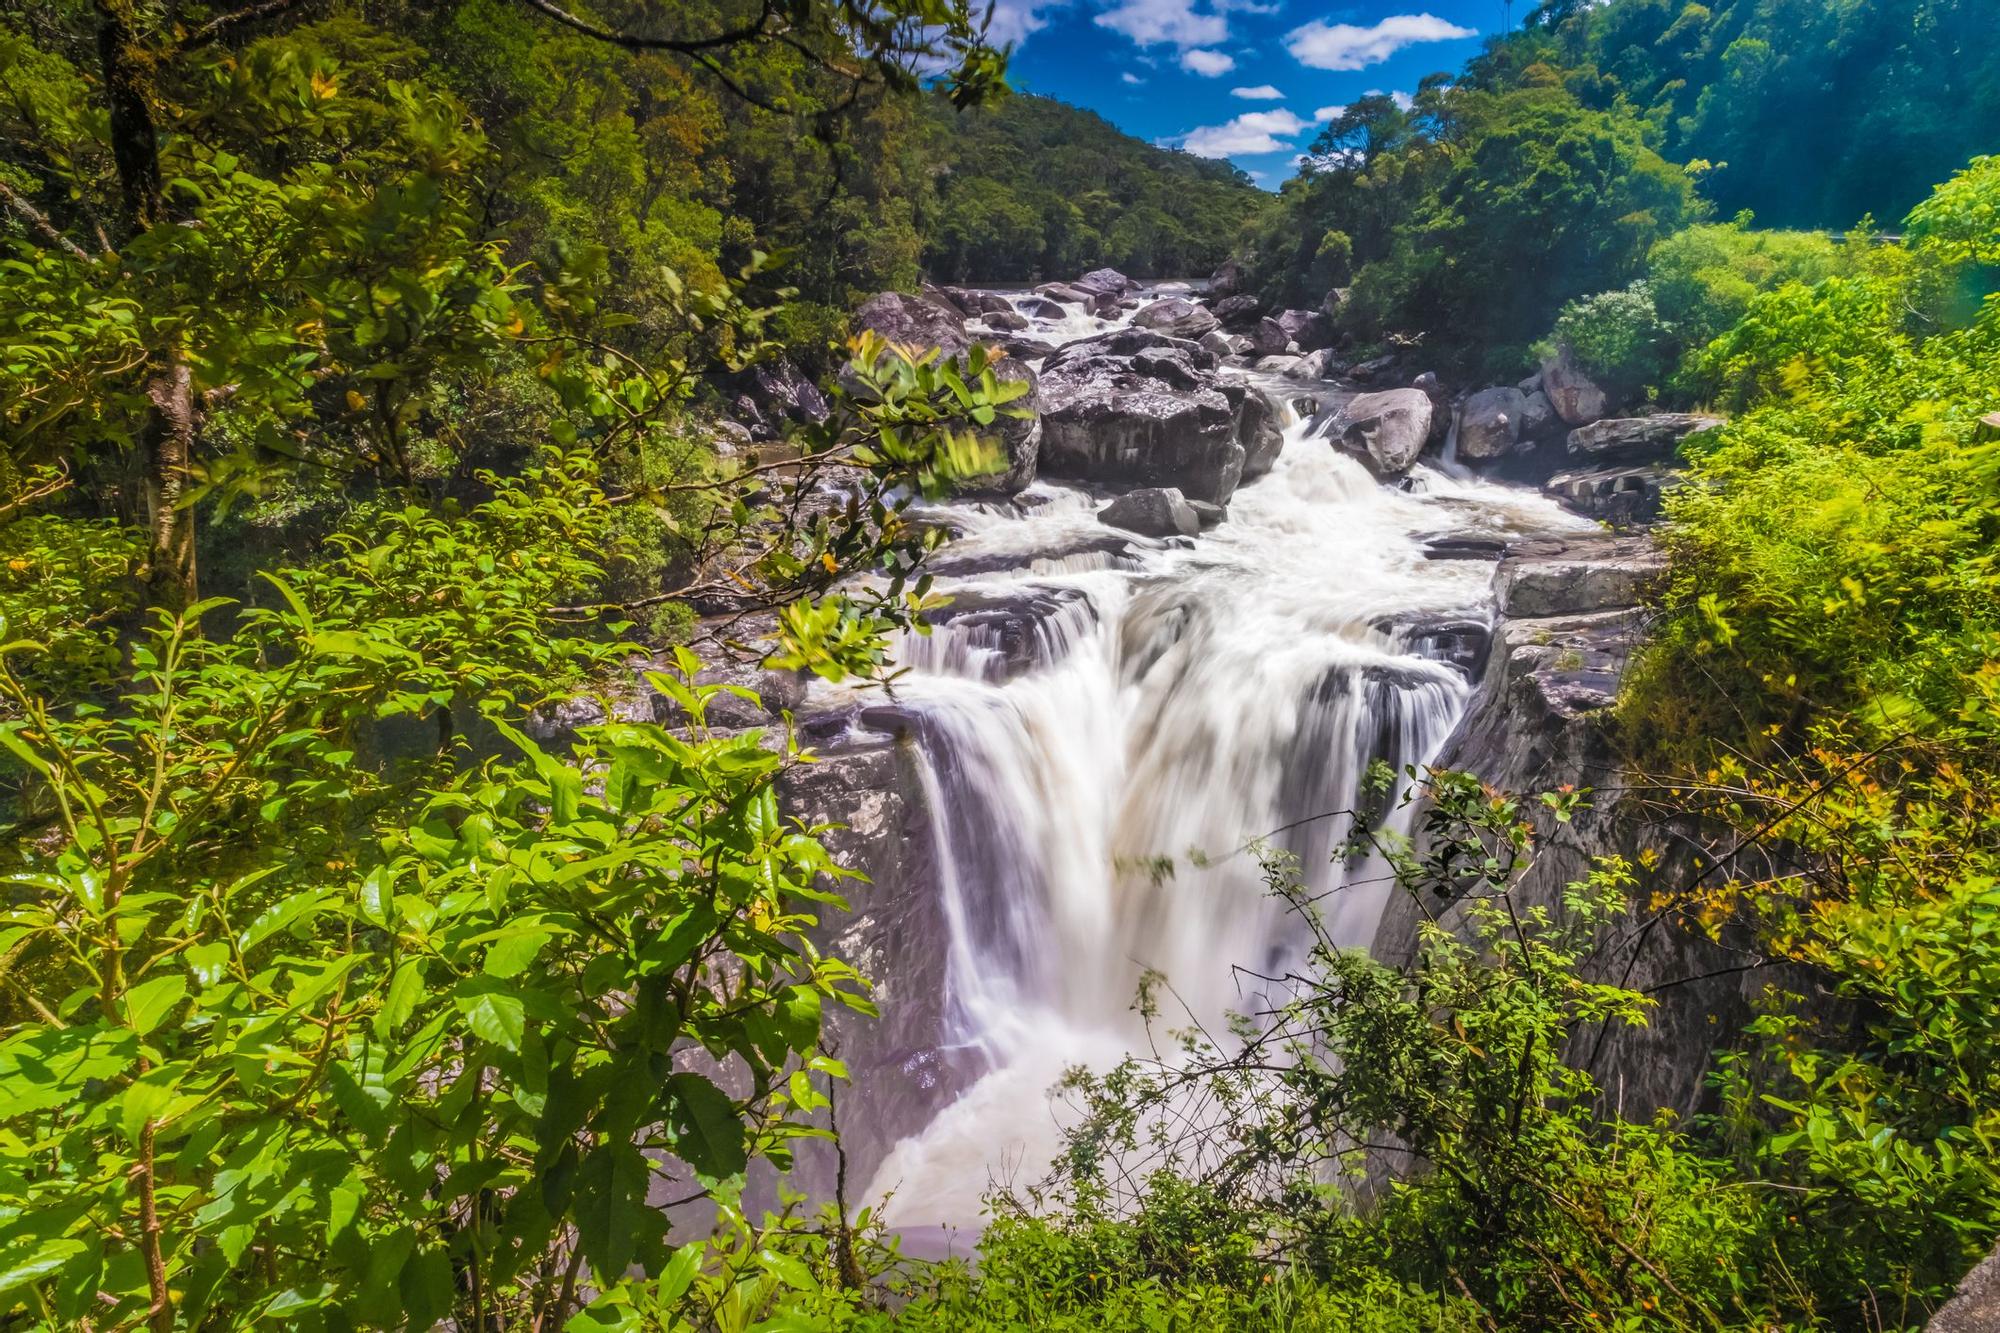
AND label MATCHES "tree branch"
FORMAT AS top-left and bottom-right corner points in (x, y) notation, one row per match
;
(0, 177), (93, 261)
